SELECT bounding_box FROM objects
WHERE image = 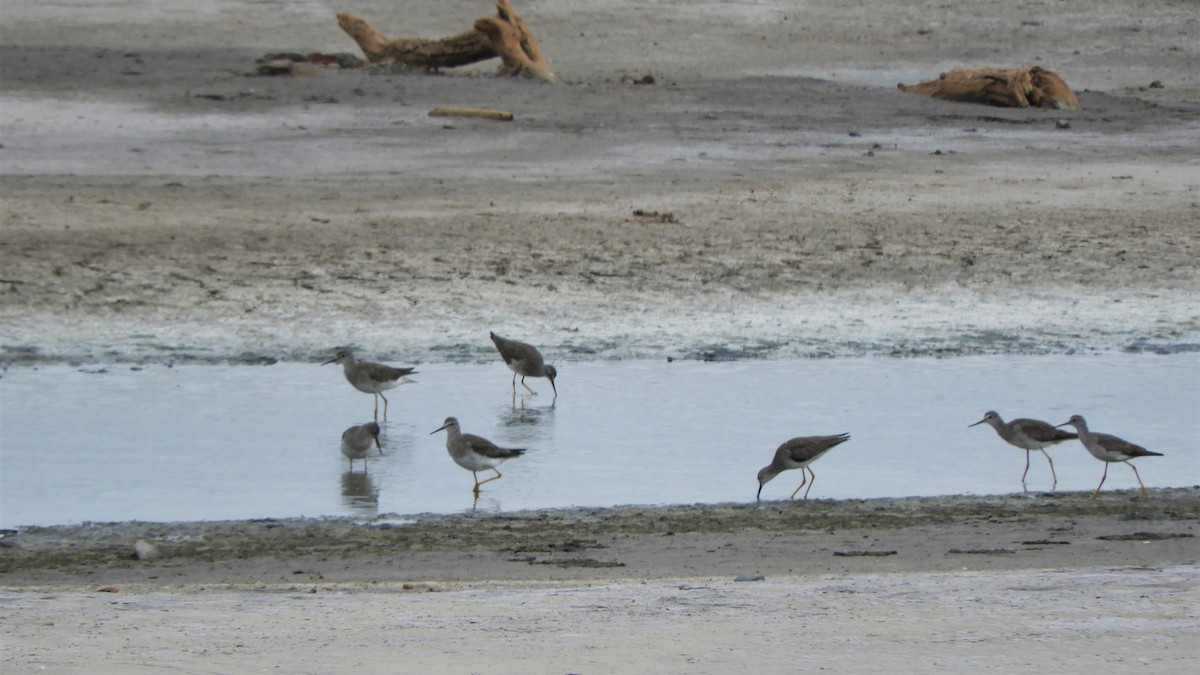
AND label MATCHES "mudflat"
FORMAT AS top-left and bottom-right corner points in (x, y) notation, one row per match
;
(2, 491), (1198, 672)
(1, 0), (1197, 362)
